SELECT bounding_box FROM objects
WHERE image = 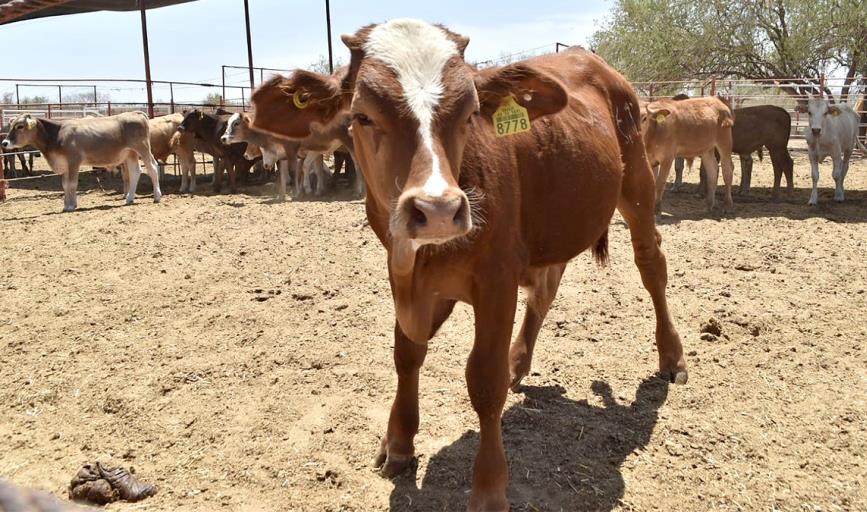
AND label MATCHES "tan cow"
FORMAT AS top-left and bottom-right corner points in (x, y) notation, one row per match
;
(642, 96), (735, 212)
(1, 112), (161, 212)
(148, 113), (197, 193)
